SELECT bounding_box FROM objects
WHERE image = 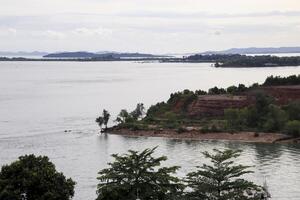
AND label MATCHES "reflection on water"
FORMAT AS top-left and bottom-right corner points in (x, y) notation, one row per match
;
(0, 61), (300, 200)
